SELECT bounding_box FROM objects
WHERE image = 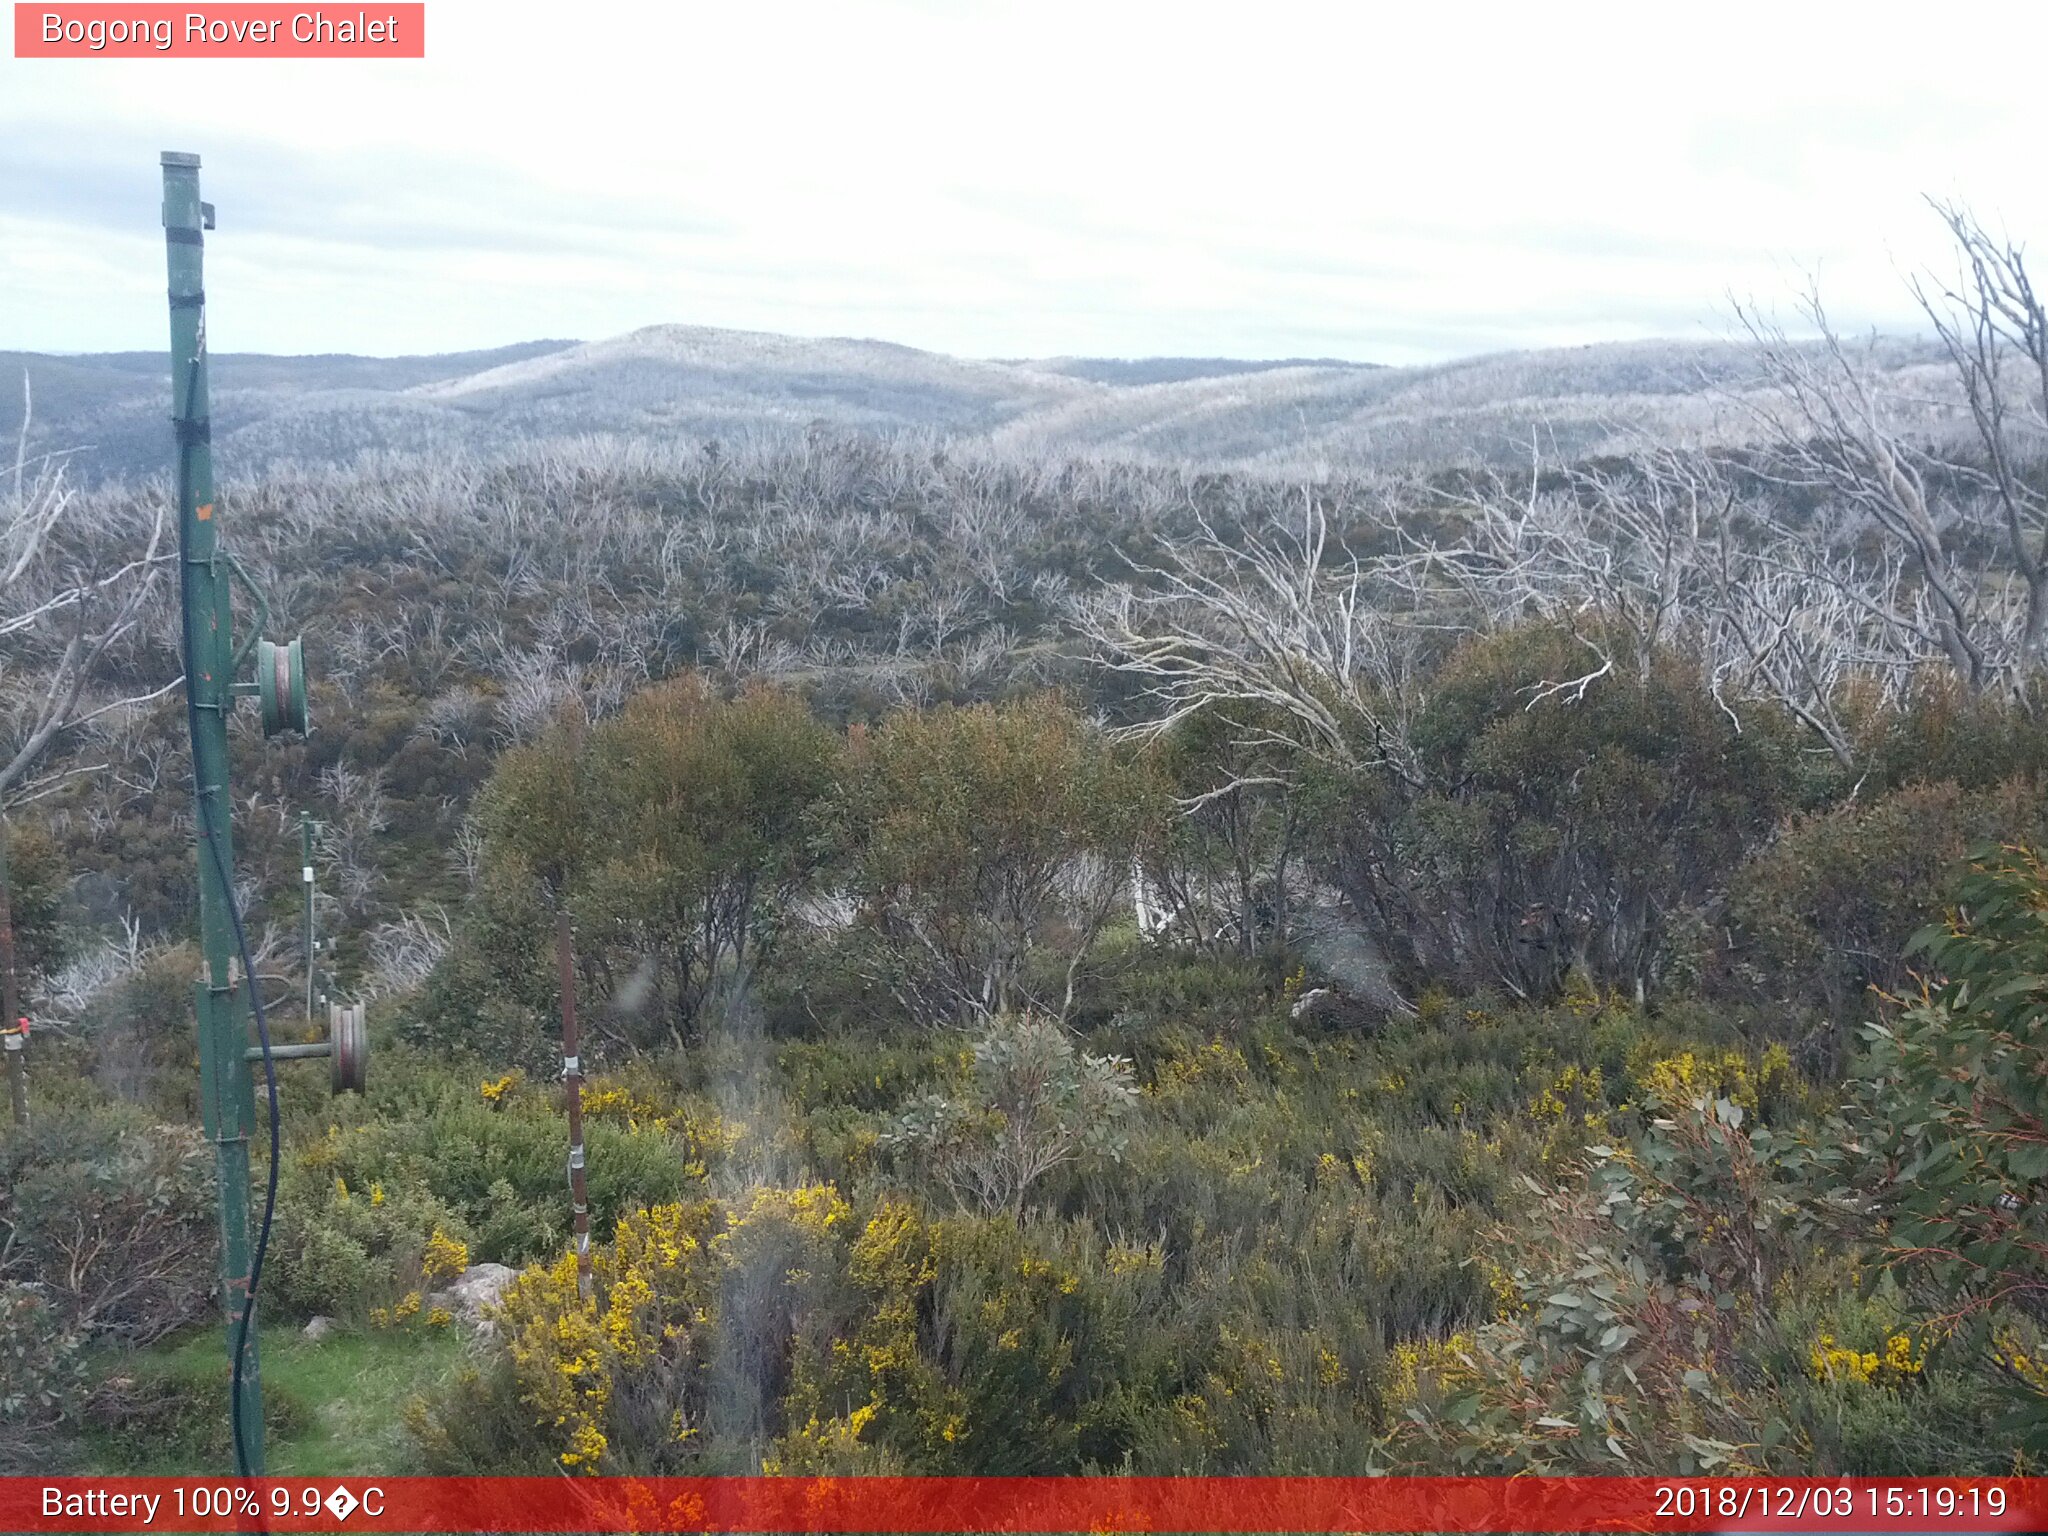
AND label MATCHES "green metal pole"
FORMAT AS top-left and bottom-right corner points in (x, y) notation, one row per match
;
(302, 812), (315, 1026)
(162, 150), (264, 1474)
